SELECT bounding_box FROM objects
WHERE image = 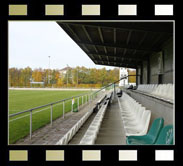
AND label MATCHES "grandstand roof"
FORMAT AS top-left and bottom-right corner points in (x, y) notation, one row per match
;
(57, 22), (173, 69)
